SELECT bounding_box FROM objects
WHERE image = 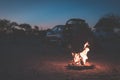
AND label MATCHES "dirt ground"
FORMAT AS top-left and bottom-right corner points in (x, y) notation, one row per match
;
(0, 39), (120, 80)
